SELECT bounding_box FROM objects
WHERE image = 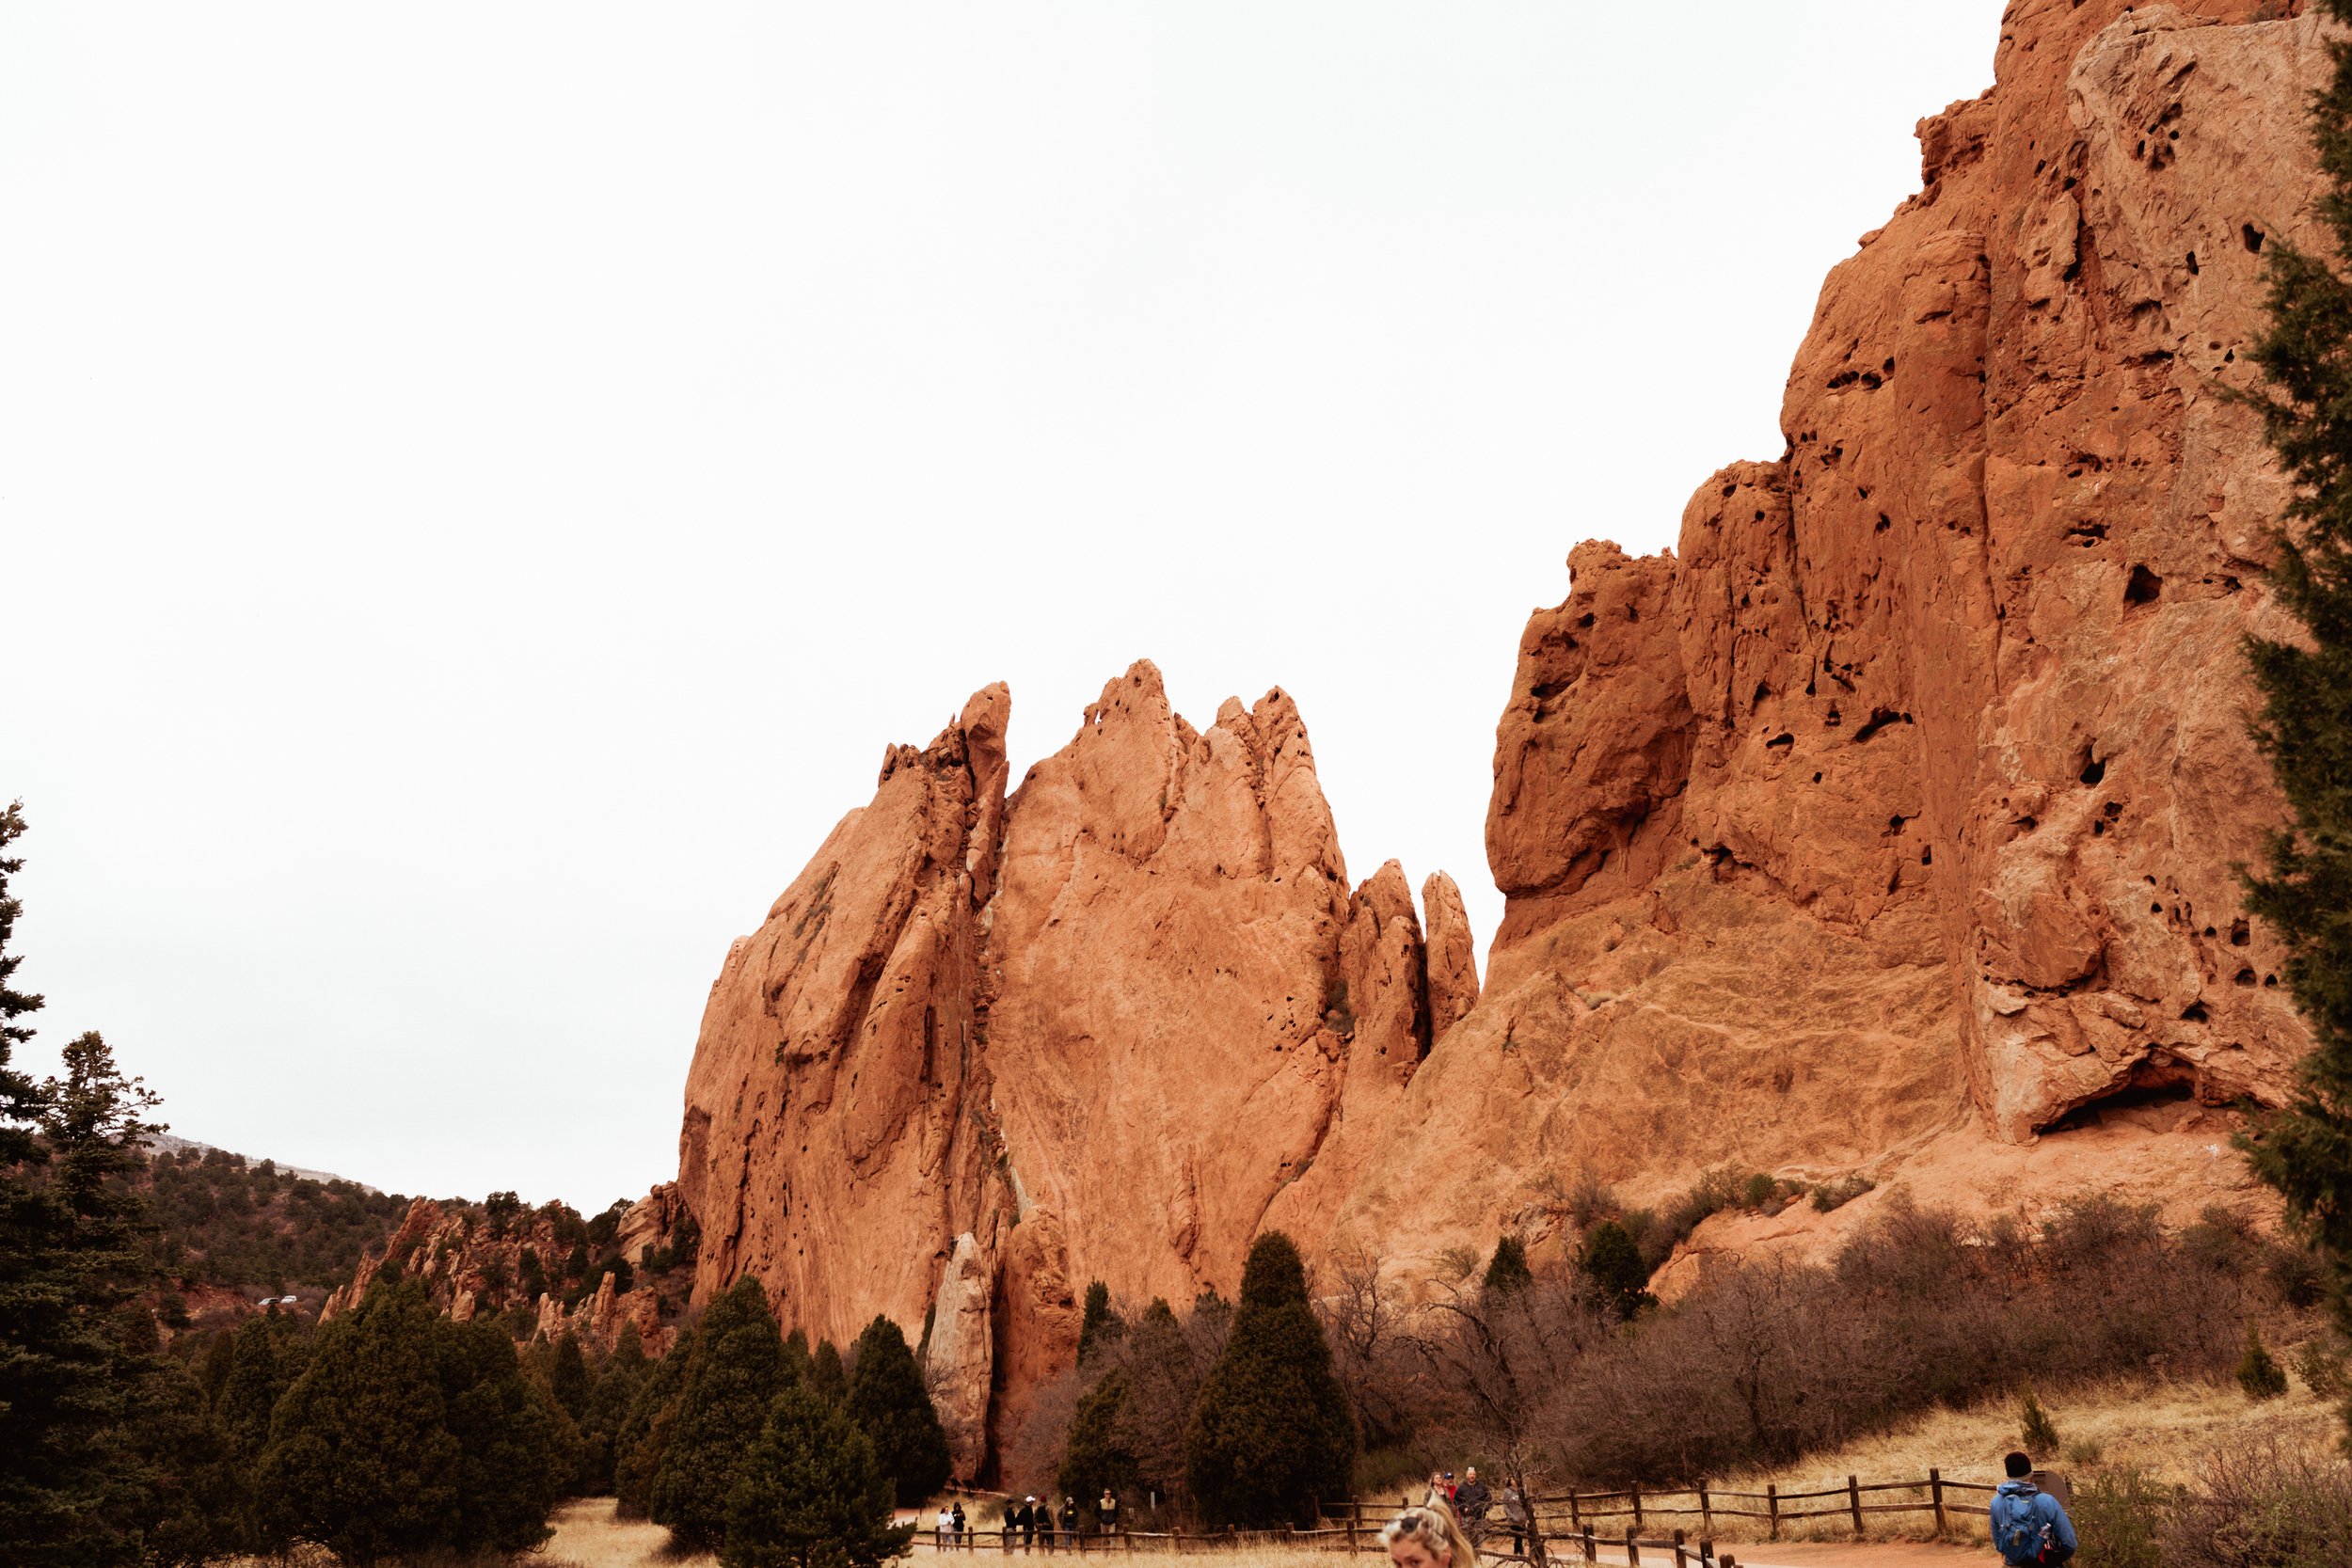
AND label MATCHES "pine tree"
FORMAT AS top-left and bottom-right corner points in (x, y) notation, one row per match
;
(653, 1276), (788, 1548)
(783, 1325), (814, 1386)
(1578, 1221), (1656, 1320)
(0, 1022), (167, 1566)
(1484, 1235), (1534, 1294)
(845, 1312), (952, 1504)
(1183, 1231), (1356, 1527)
(2241, 0), (2352, 1338)
(809, 1337), (848, 1406)
(436, 1313), (563, 1549)
(616, 1323), (694, 1516)
(0, 800), (43, 1166)
(1077, 1279), (1125, 1366)
(217, 1316), (286, 1461)
(1059, 1368), (1140, 1512)
(582, 1323), (649, 1495)
(723, 1385), (914, 1568)
(256, 1278), (464, 1563)
(549, 1330), (592, 1420)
